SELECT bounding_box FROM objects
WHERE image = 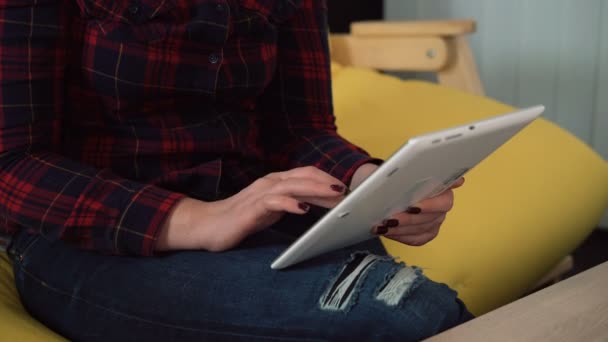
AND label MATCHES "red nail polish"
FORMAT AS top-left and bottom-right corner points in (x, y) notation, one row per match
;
(375, 225), (388, 235)
(383, 219), (399, 228)
(330, 184), (345, 193)
(406, 207), (421, 214)
(298, 202), (310, 212)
